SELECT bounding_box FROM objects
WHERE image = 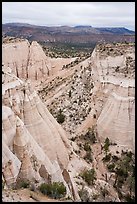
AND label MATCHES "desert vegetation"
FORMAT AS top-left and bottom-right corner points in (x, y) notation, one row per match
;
(39, 182), (66, 199)
(80, 168), (96, 185)
(102, 149), (135, 202)
(41, 42), (95, 58)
